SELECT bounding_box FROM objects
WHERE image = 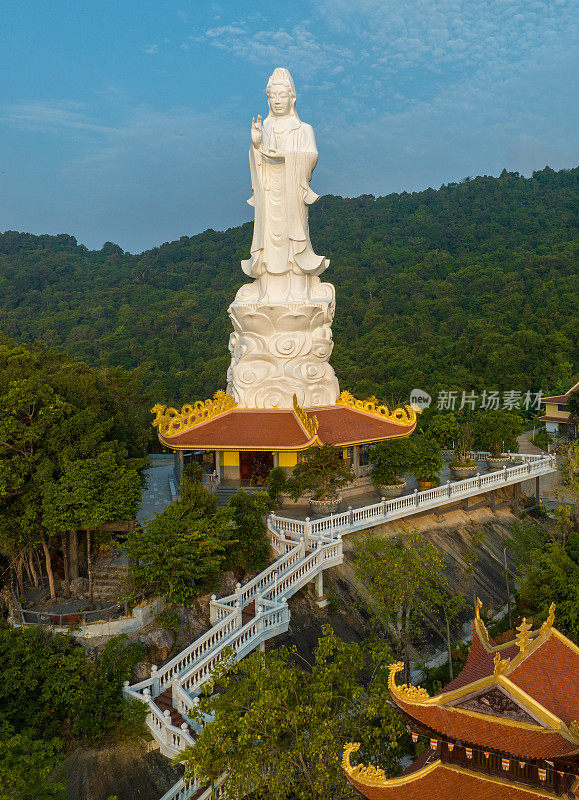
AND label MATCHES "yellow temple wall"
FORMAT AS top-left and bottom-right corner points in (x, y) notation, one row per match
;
(222, 450), (240, 481)
(278, 452), (298, 468)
